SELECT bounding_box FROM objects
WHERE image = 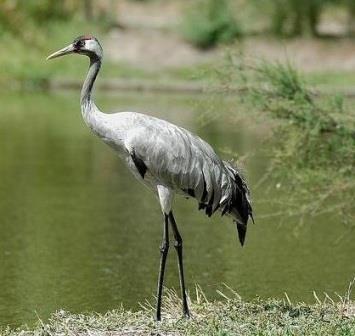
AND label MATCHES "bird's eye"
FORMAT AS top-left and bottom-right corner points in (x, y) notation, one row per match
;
(74, 40), (85, 49)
